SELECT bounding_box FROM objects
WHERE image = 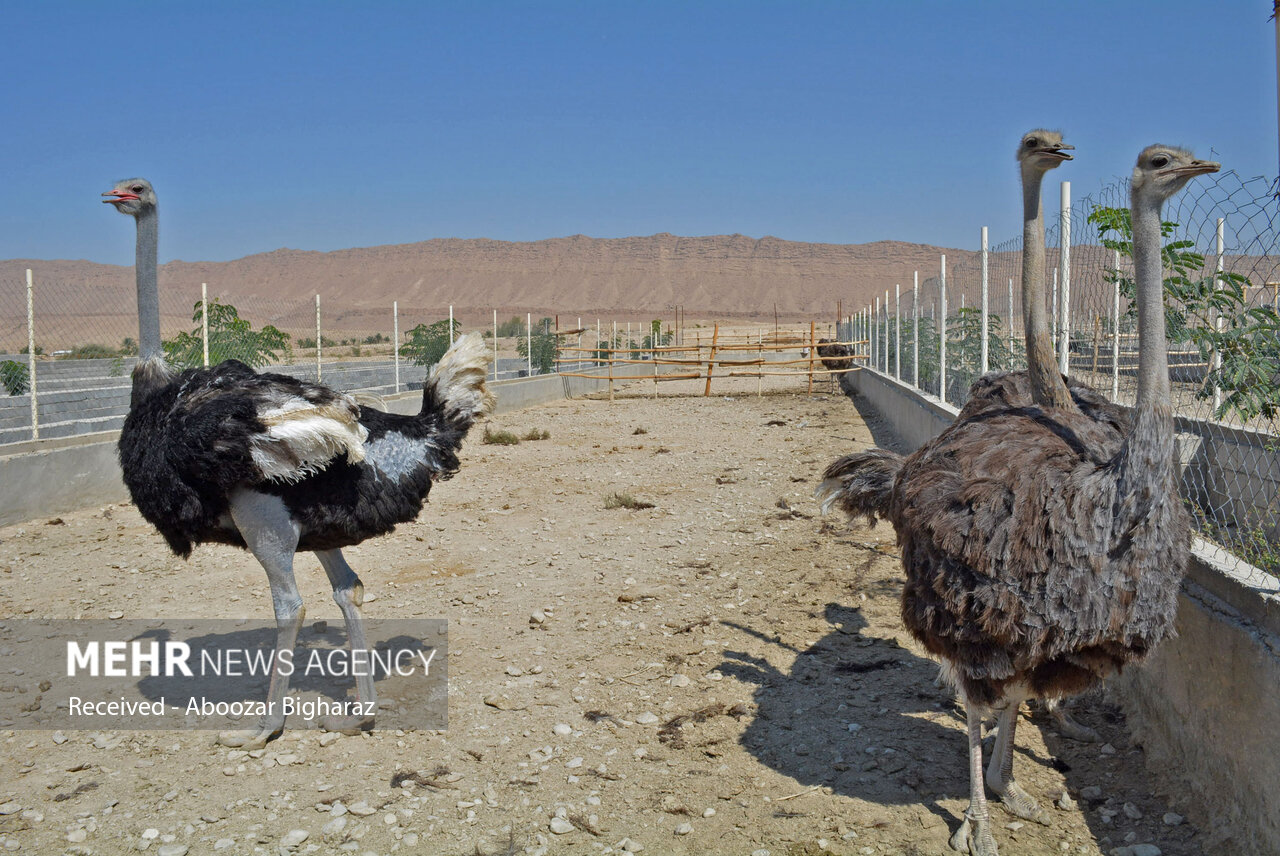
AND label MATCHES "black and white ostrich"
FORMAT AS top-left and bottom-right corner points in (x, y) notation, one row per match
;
(823, 131), (1126, 741)
(818, 147), (1214, 855)
(104, 178), (494, 749)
